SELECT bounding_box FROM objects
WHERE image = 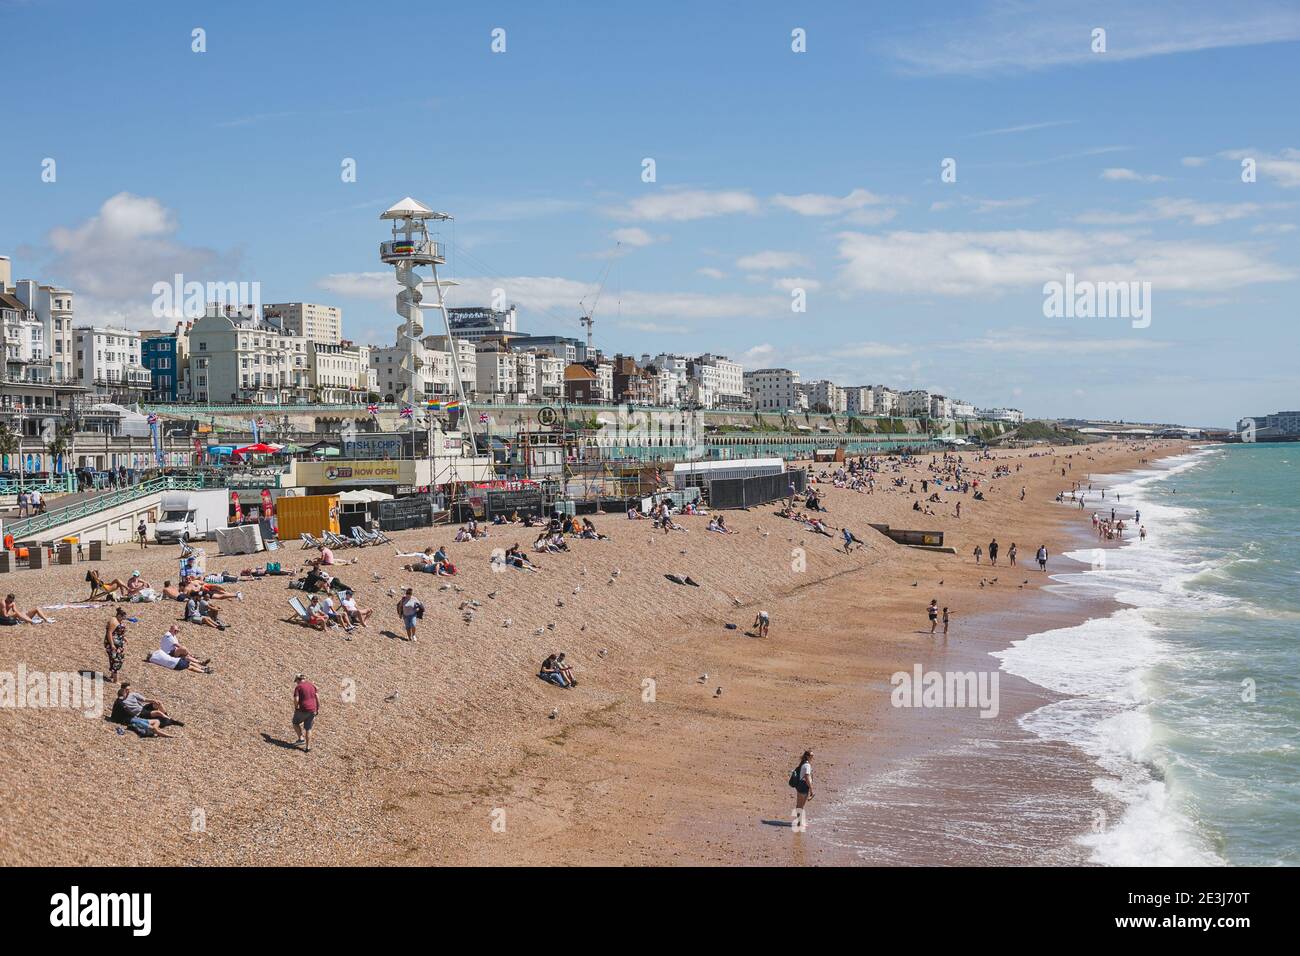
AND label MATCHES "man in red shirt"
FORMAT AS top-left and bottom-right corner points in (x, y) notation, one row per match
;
(293, 673), (320, 753)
